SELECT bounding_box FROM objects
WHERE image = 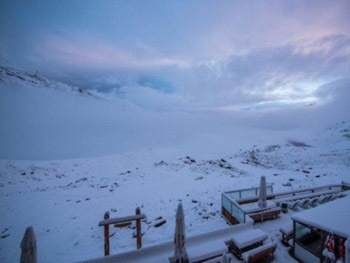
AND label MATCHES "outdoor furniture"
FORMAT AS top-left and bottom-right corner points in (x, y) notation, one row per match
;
(197, 255), (224, 263)
(336, 192), (347, 198)
(326, 194), (335, 202)
(226, 229), (267, 259)
(297, 199), (310, 209)
(279, 223), (293, 246)
(186, 240), (228, 263)
(318, 195), (329, 204)
(309, 197), (319, 207)
(248, 207), (281, 222)
(241, 242), (277, 263)
(288, 201), (299, 211)
(273, 189), (341, 206)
